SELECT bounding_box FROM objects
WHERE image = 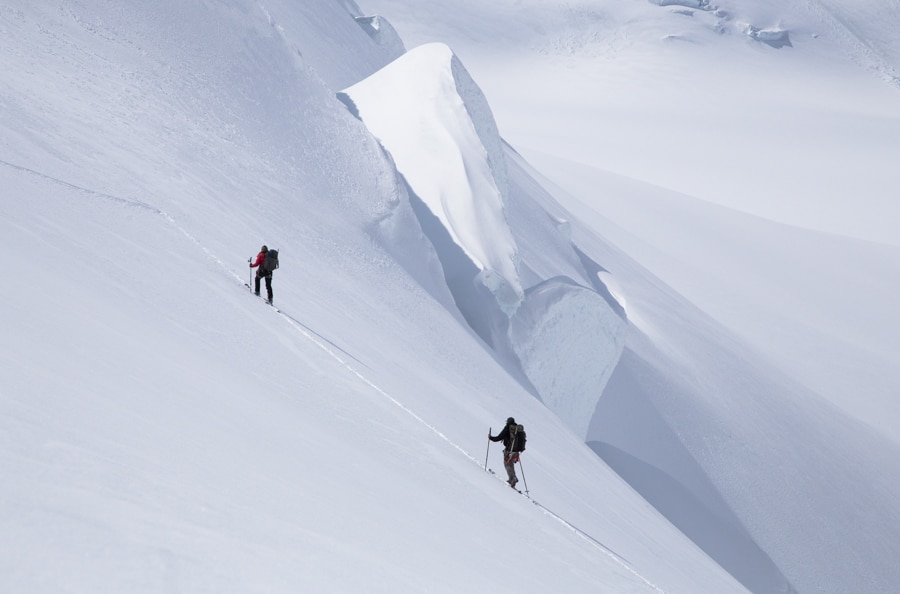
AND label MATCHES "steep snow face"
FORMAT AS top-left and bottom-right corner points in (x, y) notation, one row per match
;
(355, 2), (900, 589)
(510, 278), (626, 438)
(340, 47), (628, 438)
(0, 3), (759, 593)
(7, 0), (897, 592)
(574, 214), (900, 594)
(339, 43), (522, 312)
(526, 154), (900, 441)
(3, 165), (711, 594)
(501, 148), (628, 438)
